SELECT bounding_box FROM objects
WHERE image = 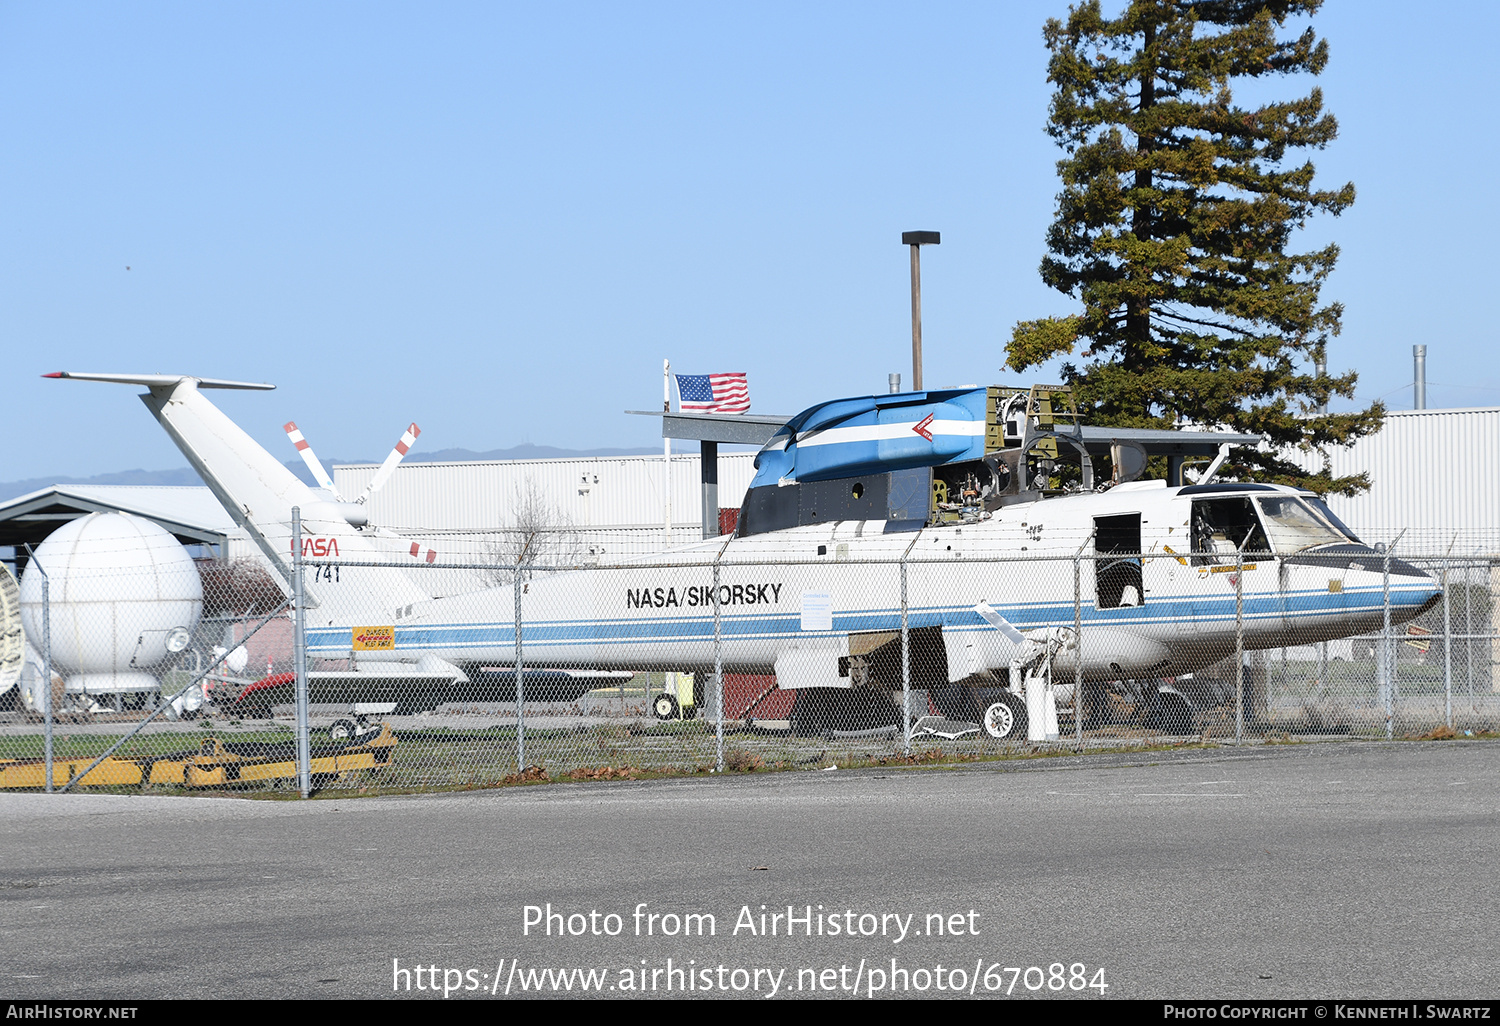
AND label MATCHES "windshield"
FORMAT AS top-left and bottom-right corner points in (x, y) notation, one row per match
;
(1301, 497), (1362, 544)
(1255, 496), (1352, 554)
